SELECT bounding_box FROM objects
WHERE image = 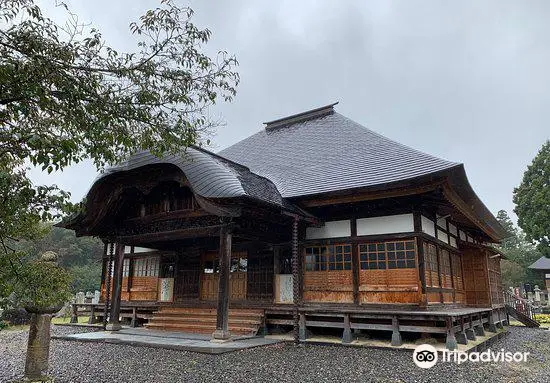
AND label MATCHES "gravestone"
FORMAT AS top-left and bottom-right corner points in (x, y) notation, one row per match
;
(84, 291), (93, 303)
(92, 290), (100, 304)
(75, 292), (85, 304)
(534, 285), (541, 304)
